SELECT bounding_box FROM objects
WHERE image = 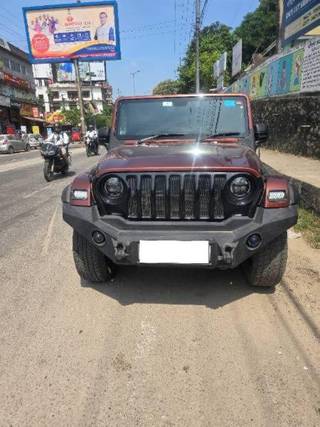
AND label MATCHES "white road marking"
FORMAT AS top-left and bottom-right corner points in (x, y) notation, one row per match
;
(41, 206), (58, 256)
(23, 185), (50, 199)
